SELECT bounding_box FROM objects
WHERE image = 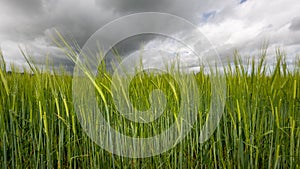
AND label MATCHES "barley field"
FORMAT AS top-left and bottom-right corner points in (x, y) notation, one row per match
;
(0, 47), (299, 168)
